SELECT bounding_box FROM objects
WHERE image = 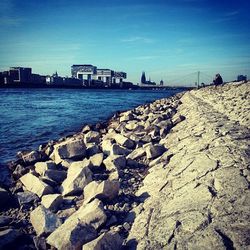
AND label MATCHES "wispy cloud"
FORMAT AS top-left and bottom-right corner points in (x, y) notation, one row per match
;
(130, 55), (159, 61)
(224, 11), (239, 17)
(121, 36), (154, 44)
(212, 10), (240, 23)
